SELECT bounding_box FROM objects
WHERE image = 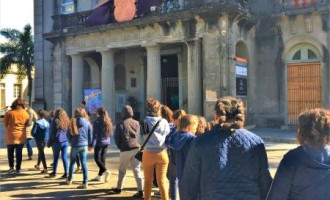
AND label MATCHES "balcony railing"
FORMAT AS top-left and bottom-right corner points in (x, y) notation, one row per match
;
(52, 0), (251, 31)
(275, 0), (329, 13)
